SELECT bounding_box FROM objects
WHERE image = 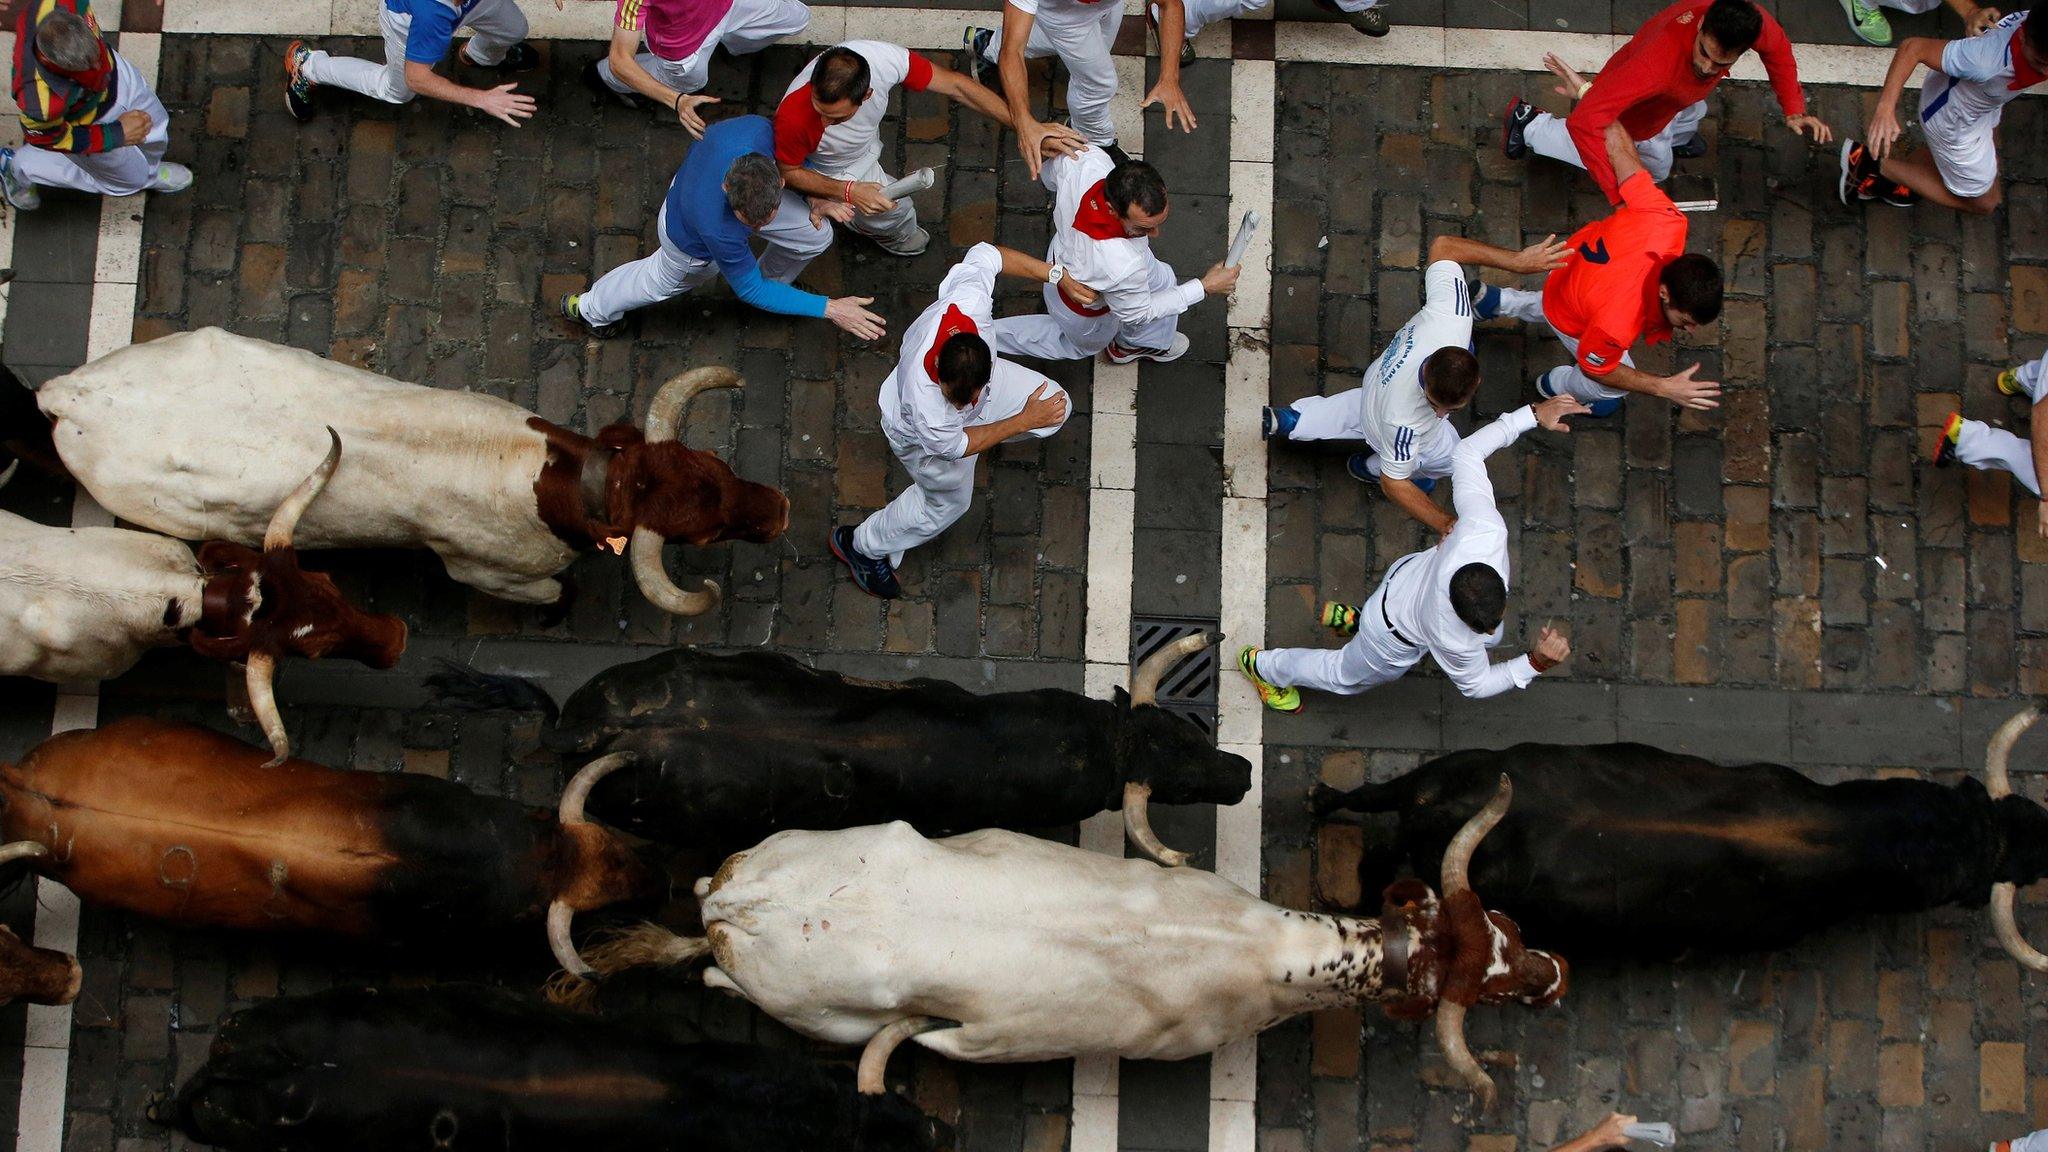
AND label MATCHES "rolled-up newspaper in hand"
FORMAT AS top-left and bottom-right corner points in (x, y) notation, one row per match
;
(1225, 210), (1260, 268)
(878, 166), (940, 202)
